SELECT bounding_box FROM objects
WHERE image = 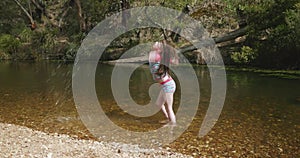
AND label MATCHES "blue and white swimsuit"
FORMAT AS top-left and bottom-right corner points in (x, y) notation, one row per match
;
(149, 62), (176, 93)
